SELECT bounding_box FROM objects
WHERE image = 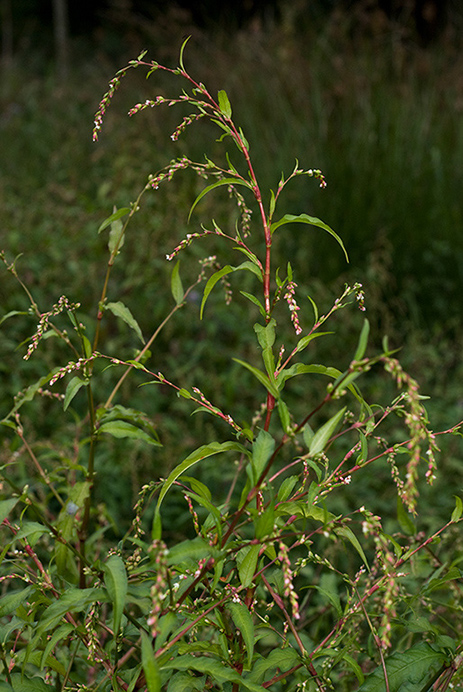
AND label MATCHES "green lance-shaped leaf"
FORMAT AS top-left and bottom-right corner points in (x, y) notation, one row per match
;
(40, 622), (74, 671)
(218, 89), (232, 118)
(171, 260), (184, 305)
(106, 301), (144, 344)
(250, 429), (275, 484)
(238, 544), (261, 588)
(166, 536), (216, 567)
(200, 261), (262, 319)
(233, 359), (280, 399)
(451, 496), (463, 523)
(141, 630), (161, 692)
(104, 554), (128, 636)
(9, 673), (51, 692)
(98, 420), (162, 446)
(98, 207), (130, 233)
(63, 376), (88, 411)
(227, 601), (254, 669)
(0, 498), (18, 526)
(357, 642), (448, 692)
(188, 178), (252, 222)
(0, 586), (34, 618)
(270, 213), (349, 262)
(155, 441), (248, 515)
(335, 525), (369, 571)
(247, 648), (300, 685)
(354, 318), (370, 361)
(309, 407), (346, 457)
(35, 587), (107, 638)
